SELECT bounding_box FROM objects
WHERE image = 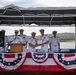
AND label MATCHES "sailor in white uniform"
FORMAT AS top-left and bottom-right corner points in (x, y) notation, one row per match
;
(19, 29), (28, 51)
(49, 31), (60, 52)
(9, 30), (22, 44)
(28, 32), (37, 52)
(39, 29), (49, 53)
(5, 36), (9, 52)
